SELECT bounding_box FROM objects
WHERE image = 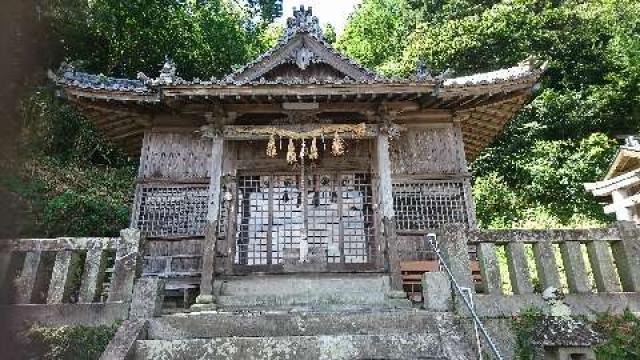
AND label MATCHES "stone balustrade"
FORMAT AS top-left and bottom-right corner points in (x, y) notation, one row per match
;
(424, 221), (640, 317)
(0, 229), (142, 327)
